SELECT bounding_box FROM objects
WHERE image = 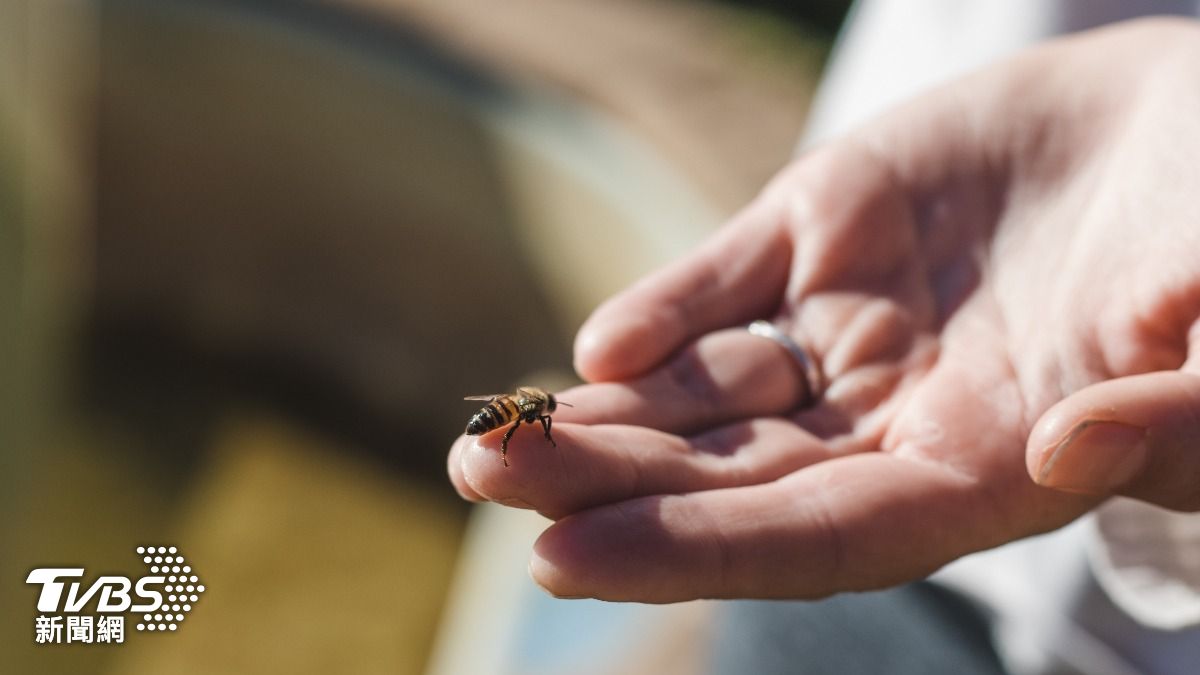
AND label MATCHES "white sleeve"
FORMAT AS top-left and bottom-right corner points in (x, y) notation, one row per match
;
(1089, 497), (1200, 630)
